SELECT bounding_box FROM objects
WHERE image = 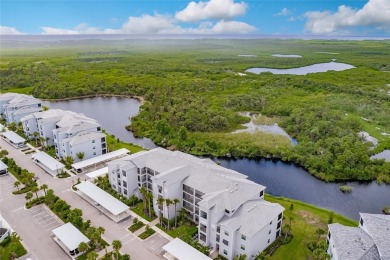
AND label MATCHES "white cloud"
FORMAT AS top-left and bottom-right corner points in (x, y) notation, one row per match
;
(0, 26), (25, 35)
(40, 13), (256, 35)
(305, 0), (390, 34)
(275, 8), (290, 16)
(175, 0), (247, 22)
